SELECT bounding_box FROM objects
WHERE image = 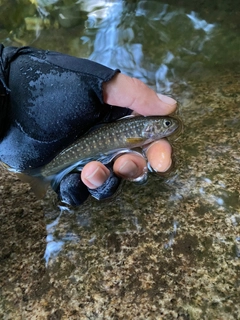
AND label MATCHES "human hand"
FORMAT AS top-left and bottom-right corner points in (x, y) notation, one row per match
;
(58, 73), (177, 205)
(0, 45), (177, 206)
(81, 73), (177, 189)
